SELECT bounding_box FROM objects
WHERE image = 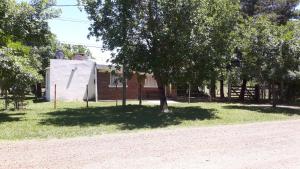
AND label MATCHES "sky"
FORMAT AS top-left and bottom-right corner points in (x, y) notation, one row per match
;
(18, 0), (111, 64)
